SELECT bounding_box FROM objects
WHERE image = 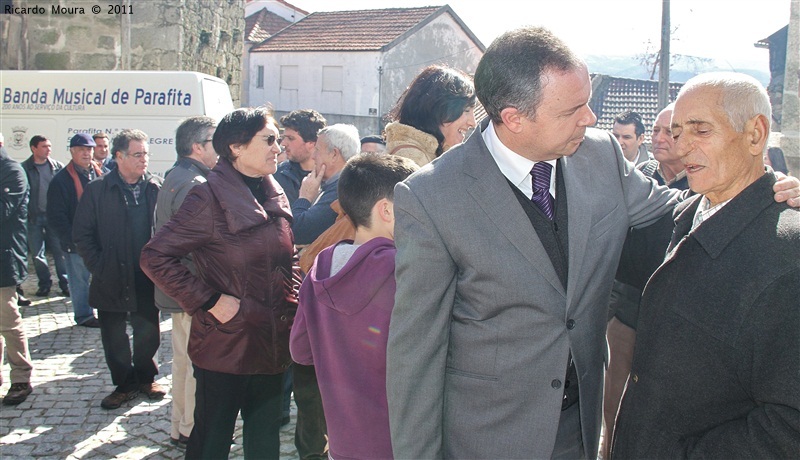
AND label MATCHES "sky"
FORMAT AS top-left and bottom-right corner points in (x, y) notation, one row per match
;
(291, 0), (792, 74)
